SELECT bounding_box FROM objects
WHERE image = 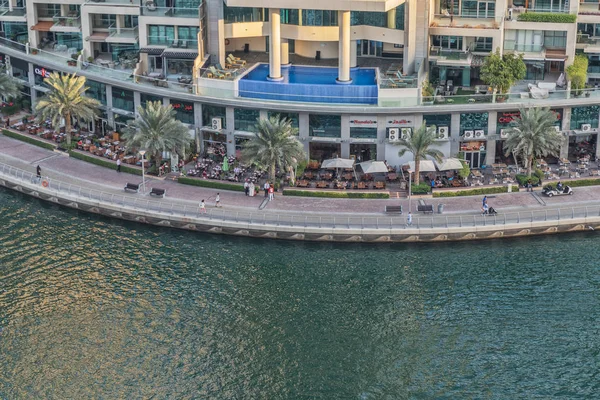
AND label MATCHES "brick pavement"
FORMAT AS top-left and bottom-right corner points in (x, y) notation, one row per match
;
(1, 134), (598, 216)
